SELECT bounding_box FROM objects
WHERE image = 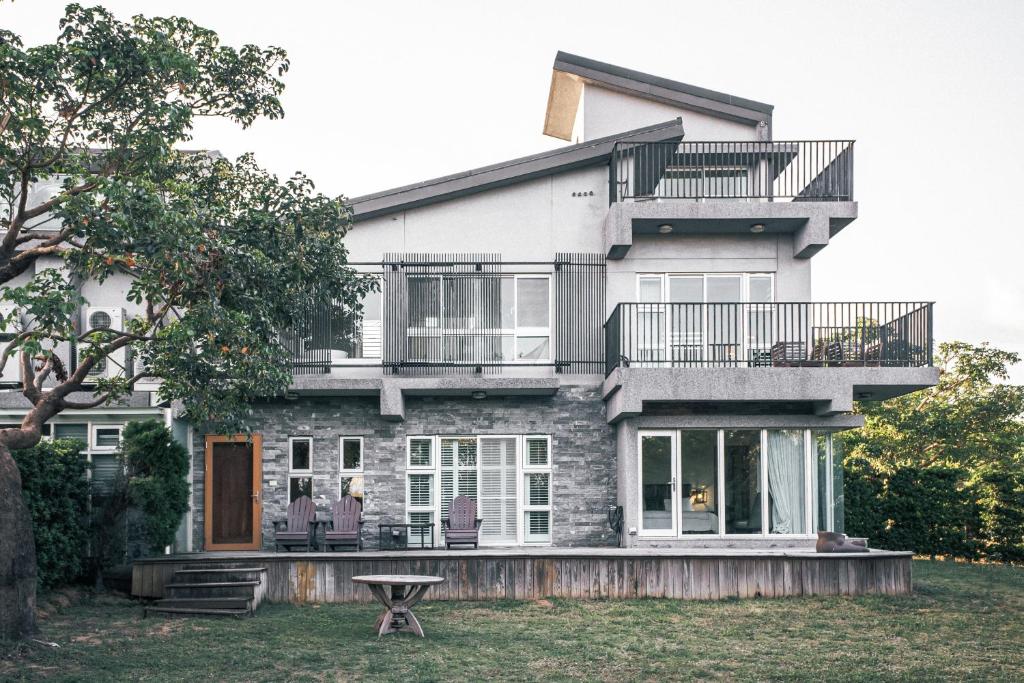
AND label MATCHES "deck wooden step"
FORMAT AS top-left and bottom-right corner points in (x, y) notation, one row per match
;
(173, 568), (266, 583)
(153, 597), (253, 611)
(145, 605), (251, 618)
